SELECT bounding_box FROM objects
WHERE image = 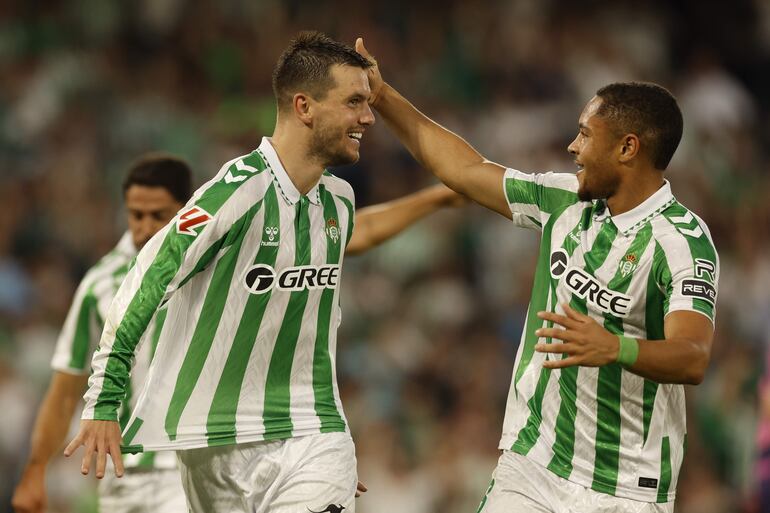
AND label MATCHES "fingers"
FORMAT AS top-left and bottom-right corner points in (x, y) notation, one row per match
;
(95, 439), (107, 479)
(81, 437), (95, 476)
(110, 440), (125, 478)
(535, 327), (575, 342)
(63, 433), (83, 458)
(562, 303), (588, 322)
(537, 310), (579, 330)
(542, 356), (581, 369)
(535, 342), (578, 355)
(355, 480), (368, 498)
(355, 38), (370, 59)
